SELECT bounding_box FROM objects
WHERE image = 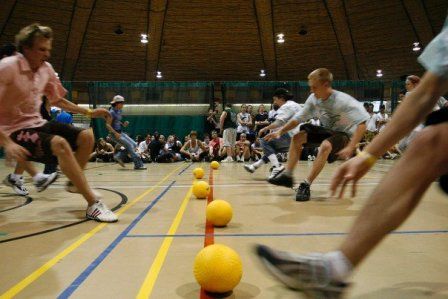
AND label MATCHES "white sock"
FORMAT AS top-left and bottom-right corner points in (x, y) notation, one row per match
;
(324, 251), (353, 282)
(303, 179), (310, 185)
(253, 159), (265, 168)
(267, 154), (280, 168)
(32, 172), (47, 183)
